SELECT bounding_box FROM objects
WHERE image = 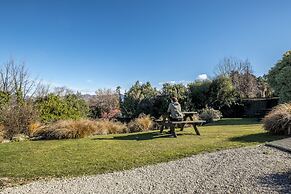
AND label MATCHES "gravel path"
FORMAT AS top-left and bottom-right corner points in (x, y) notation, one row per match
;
(1, 145), (291, 194)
